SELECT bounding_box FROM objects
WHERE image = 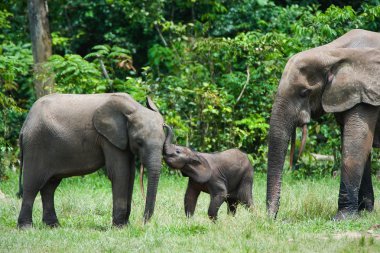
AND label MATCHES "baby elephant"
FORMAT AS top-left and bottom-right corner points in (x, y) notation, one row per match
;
(163, 125), (253, 220)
